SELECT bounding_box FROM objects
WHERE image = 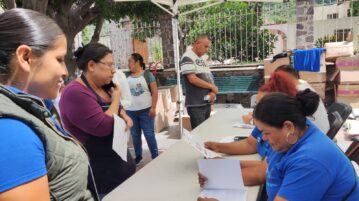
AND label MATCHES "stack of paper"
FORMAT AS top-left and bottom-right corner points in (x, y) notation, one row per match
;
(233, 122), (255, 129)
(349, 108), (359, 119)
(183, 129), (221, 158)
(197, 159), (248, 201)
(344, 119), (359, 137)
(112, 114), (129, 162)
